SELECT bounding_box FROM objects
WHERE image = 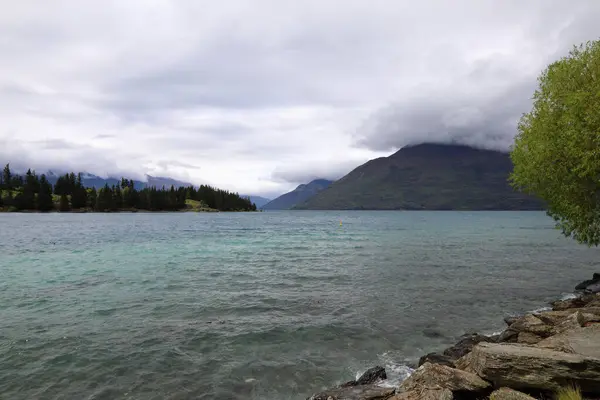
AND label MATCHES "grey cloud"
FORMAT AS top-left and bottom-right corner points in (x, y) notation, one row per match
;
(271, 159), (364, 184)
(93, 134), (115, 140)
(1, 0), (600, 196)
(355, 79), (536, 152)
